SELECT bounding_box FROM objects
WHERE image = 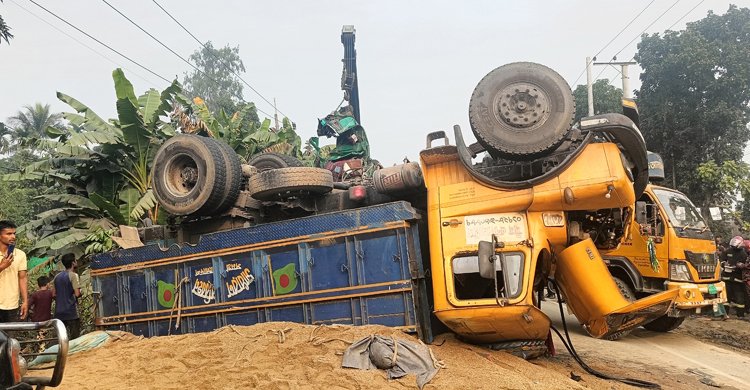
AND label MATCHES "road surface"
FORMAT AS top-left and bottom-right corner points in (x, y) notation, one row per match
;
(542, 301), (750, 389)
